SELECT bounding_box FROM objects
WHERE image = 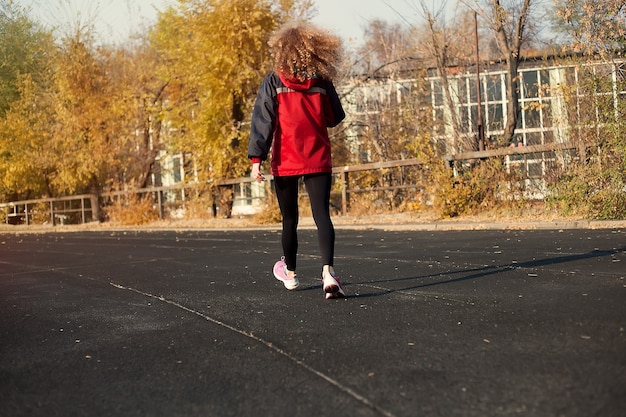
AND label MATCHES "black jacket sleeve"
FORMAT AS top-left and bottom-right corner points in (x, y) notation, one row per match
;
(248, 74), (278, 161)
(325, 80), (345, 128)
